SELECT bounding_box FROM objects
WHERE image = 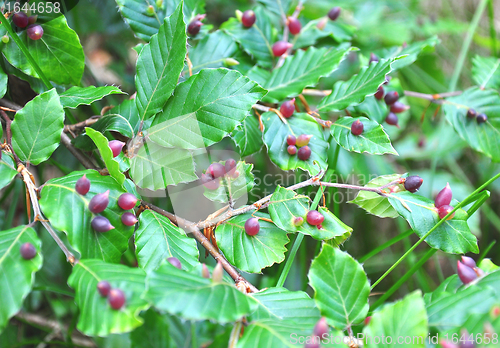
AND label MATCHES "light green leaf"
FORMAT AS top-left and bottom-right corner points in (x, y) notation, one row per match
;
(263, 47), (351, 103)
(85, 128), (126, 186)
(0, 226), (42, 331)
(135, 3), (187, 123)
(472, 55), (500, 89)
(60, 86), (125, 109)
(147, 69), (266, 149)
(257, 0), (291, 17)
(129, 139), (197, 190)
(349, 174), (405, 218)
(231, 115), (264, 157)
(144, 262), (258, 323)
(443, 87), (500, 161)
(380, 36), (440, 70)
(67, 259), (150, 336)
(388, 192), (478, 254)
(135, 210), (199, 273)
(363, 291), (427, 348)
(262, 112), (329, 176)
(216, 212), (289, 273)
(308, 244), (370, 329)
(0, 153), (18, 191)
(318, 59), (395, 112)
(331, 117), (398, 155)
(293, 19), (355, 49)
(188, 30), (238, 74)
(268, 186), (352, 241)
(39, 170), (135, 262)
(3, 16), (84, 85)
(11, 89), (64, 165)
